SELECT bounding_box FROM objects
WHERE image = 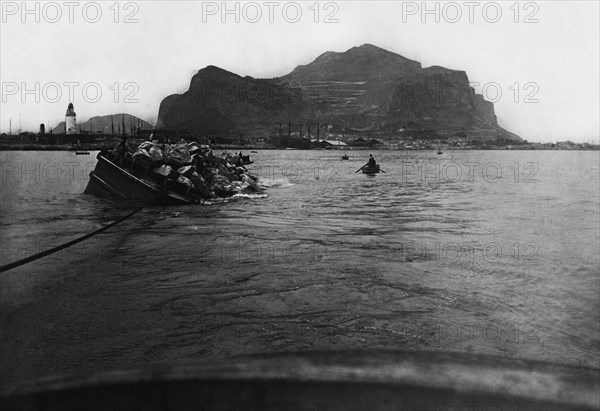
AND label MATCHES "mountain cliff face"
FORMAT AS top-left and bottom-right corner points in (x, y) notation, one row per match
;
(388, 67), (497, 125)
(156, 44), (521, 141)
(156, 66), (303, 134)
